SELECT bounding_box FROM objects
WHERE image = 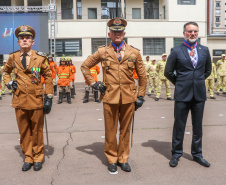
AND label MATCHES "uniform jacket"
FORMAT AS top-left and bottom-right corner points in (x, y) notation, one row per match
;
(143, 60), (152, 76)
(157, 60), (167, 80)
(81, 43), (147, 104)
(216, 59), (226, 76)
(3, 50), (53, 110)
(85, 64), (100, 84)
(69, 65), (76, 82)
(206, 62), (217, 80)
(147, 63), (158, 78)
(57, 65), (72, 86)
(164, 43), (212, 102)
(49, 61), (58, 79)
